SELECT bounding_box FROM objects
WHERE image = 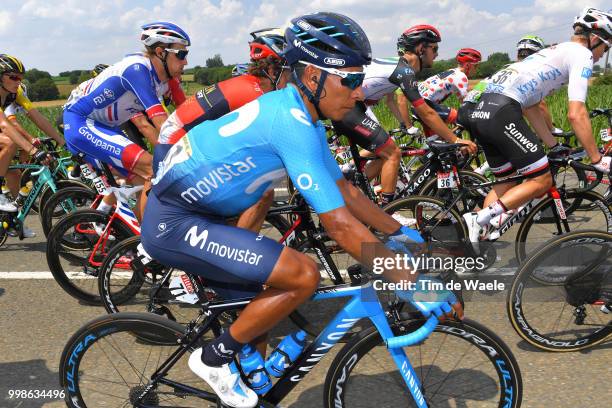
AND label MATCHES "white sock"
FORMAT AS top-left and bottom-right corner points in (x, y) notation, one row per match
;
(96, 201), (113, 214)
(476, 200), (506, 226)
